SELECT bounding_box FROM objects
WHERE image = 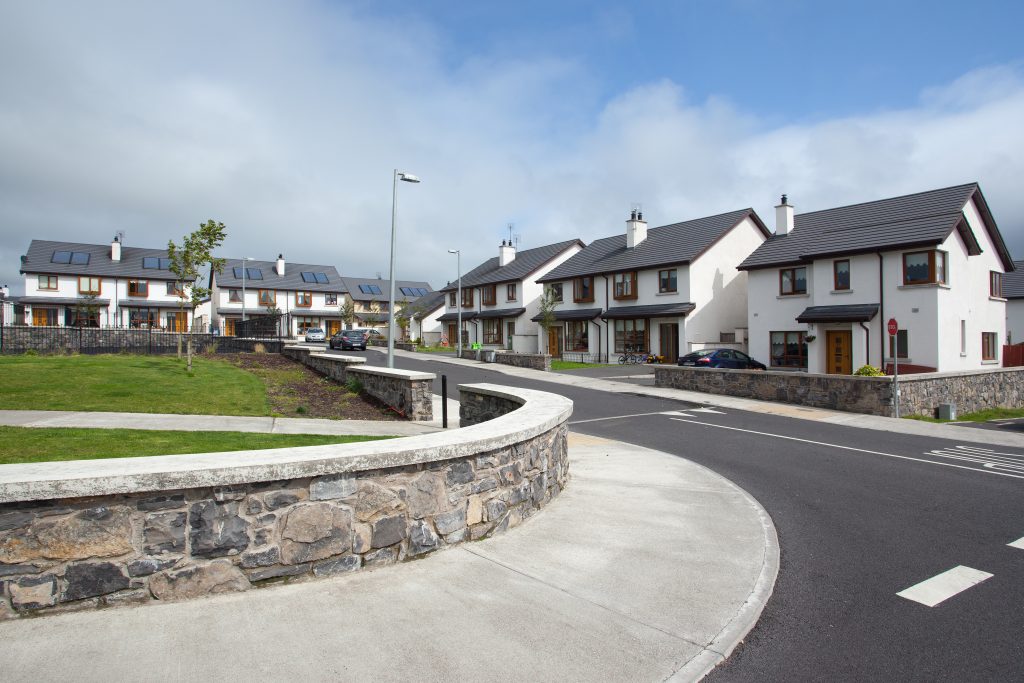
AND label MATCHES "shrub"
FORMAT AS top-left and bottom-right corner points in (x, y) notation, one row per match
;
(853, 364), (885, 376)
(296, 405), (307, 414)
(345, 377), (363, 394)
(23, 349), (39, 356)
(253, 343), (266, 354)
